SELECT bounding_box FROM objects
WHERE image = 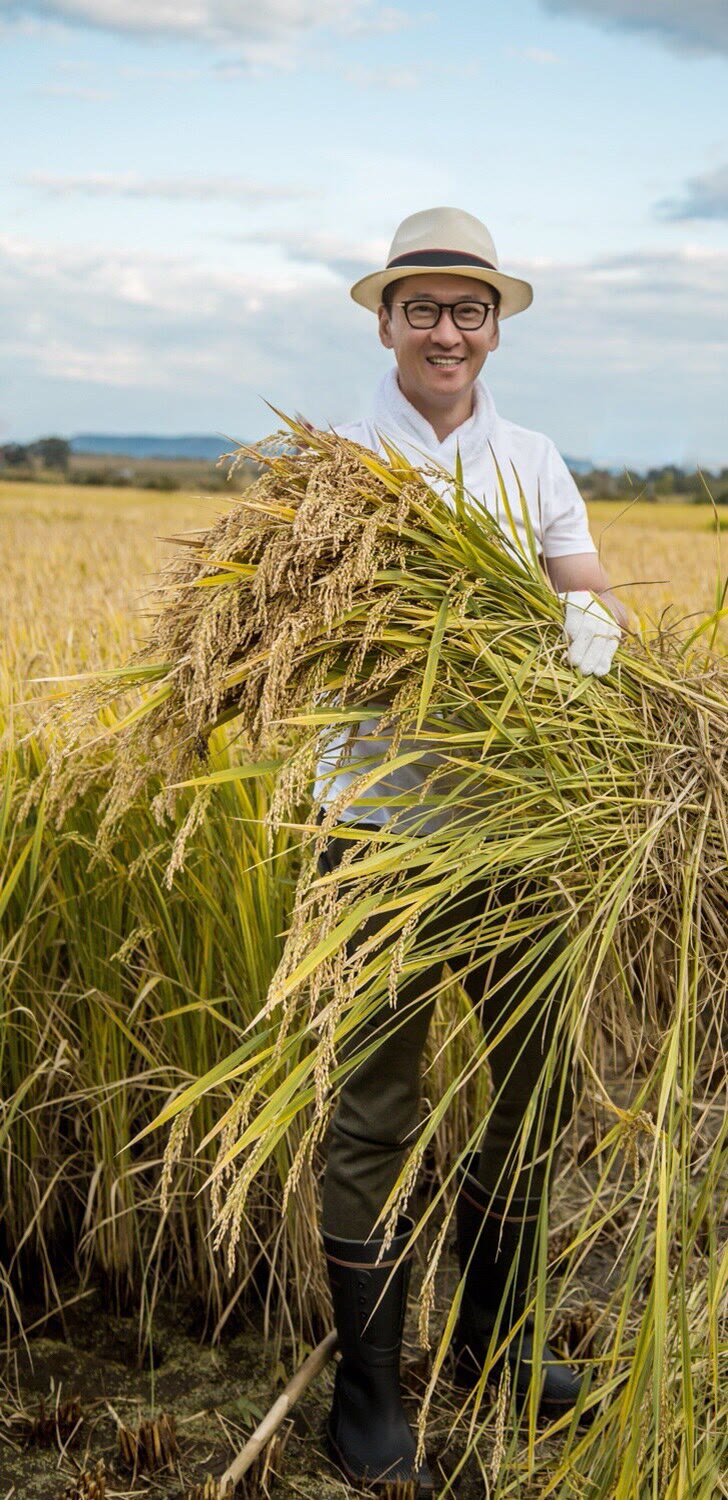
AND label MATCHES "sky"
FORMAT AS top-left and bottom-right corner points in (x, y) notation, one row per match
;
(1, 0), (727, 468)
